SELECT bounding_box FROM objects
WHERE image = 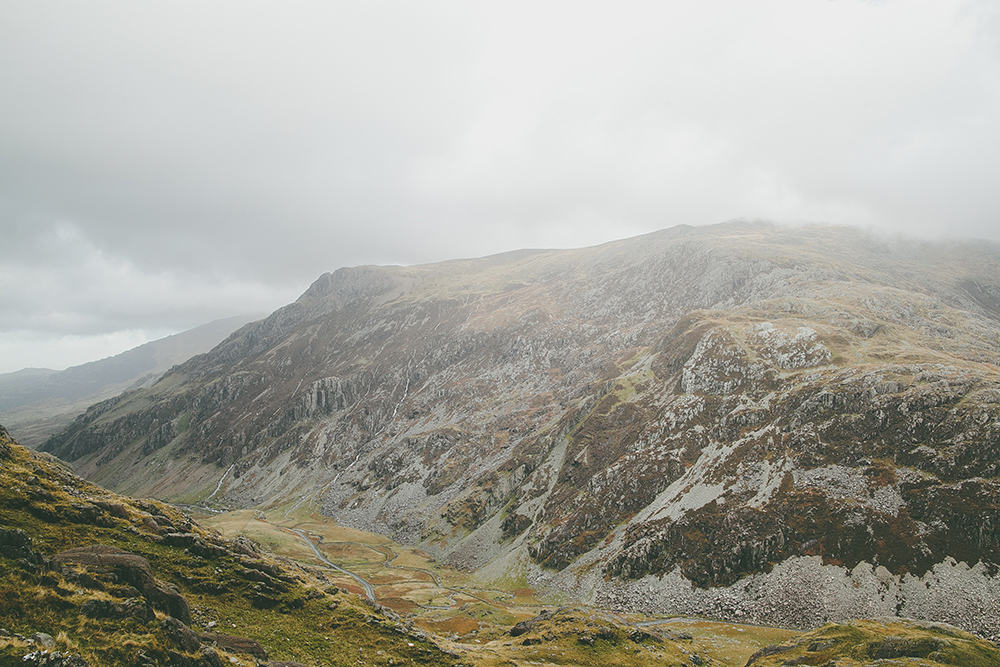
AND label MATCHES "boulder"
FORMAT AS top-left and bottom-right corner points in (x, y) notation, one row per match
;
(509, 609), (555, 637)
(120, 598), (156, 623)
(54, 545), (191, 624)
(228, 536), (260, 558)
(198, 632), (269, 660)
(110, 585), (142, 598)
(160, 616), (200, 653)
(162, 533), (227, 559)
(91, 501), (130, 519)
(80, 599), (118, 619)
(54, 545), (156, 586)
(198, 648), (223, 667)
(0, 528), (43, 565)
